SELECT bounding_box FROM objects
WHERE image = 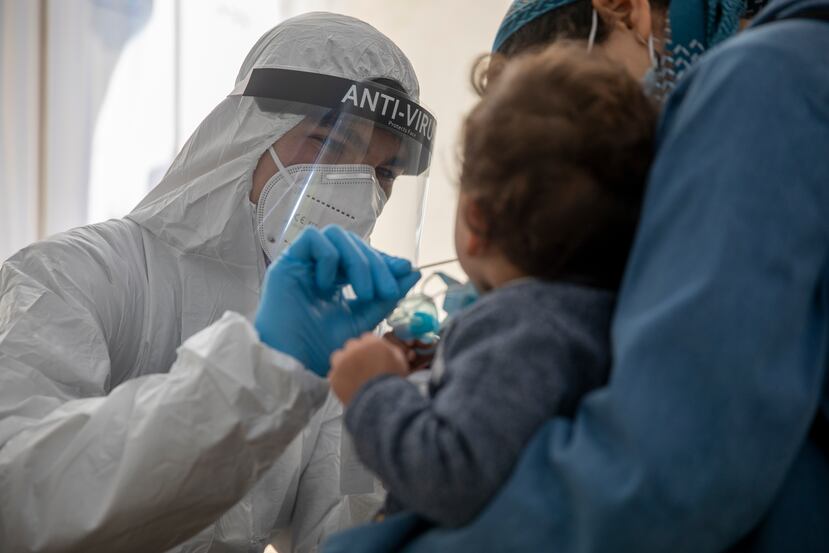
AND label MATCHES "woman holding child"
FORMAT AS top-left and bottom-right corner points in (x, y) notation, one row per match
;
(323, 0), (829, 551)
